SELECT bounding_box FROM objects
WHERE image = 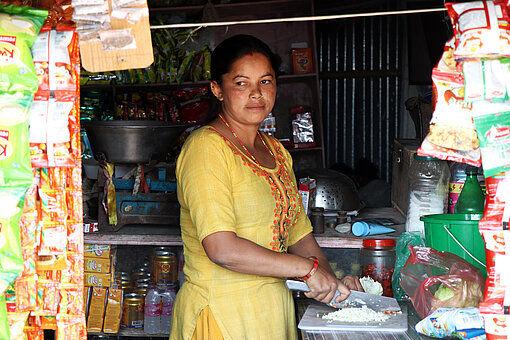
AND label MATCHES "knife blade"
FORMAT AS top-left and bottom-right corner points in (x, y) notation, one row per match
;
(285, 279), (401, 312)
